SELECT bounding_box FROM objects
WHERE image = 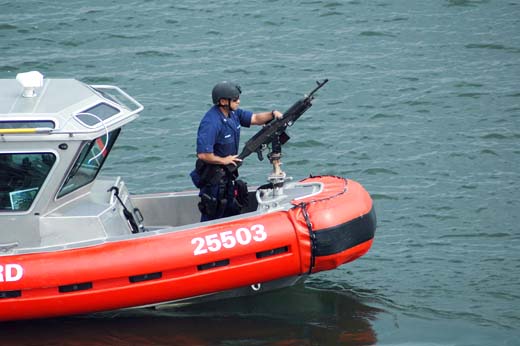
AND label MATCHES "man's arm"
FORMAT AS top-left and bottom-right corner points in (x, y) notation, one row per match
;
(251, 110), (283, 125)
